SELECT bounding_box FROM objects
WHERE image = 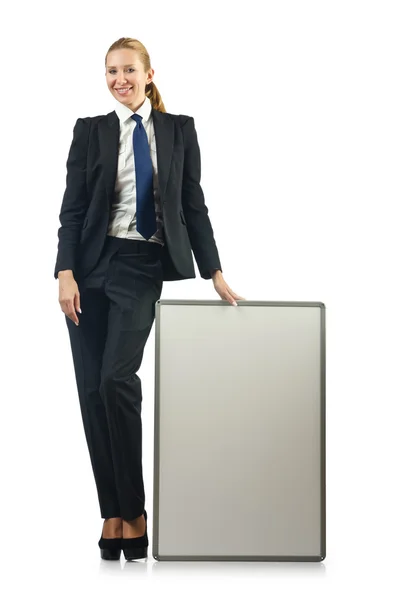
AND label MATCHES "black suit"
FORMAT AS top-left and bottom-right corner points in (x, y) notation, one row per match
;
(55, 107), (222, 522)
(54, 109), (222, 282)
